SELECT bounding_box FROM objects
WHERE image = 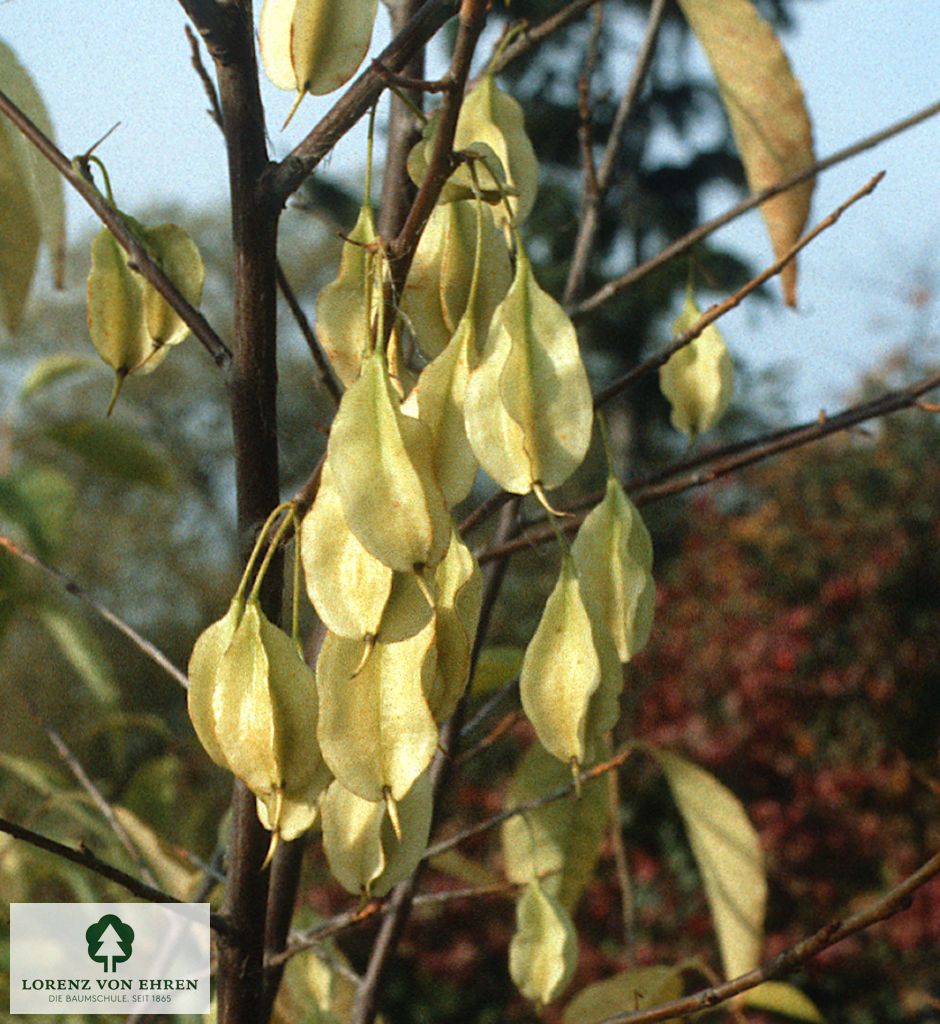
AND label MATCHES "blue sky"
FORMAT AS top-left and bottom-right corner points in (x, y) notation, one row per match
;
(2, 1), (939, 418)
